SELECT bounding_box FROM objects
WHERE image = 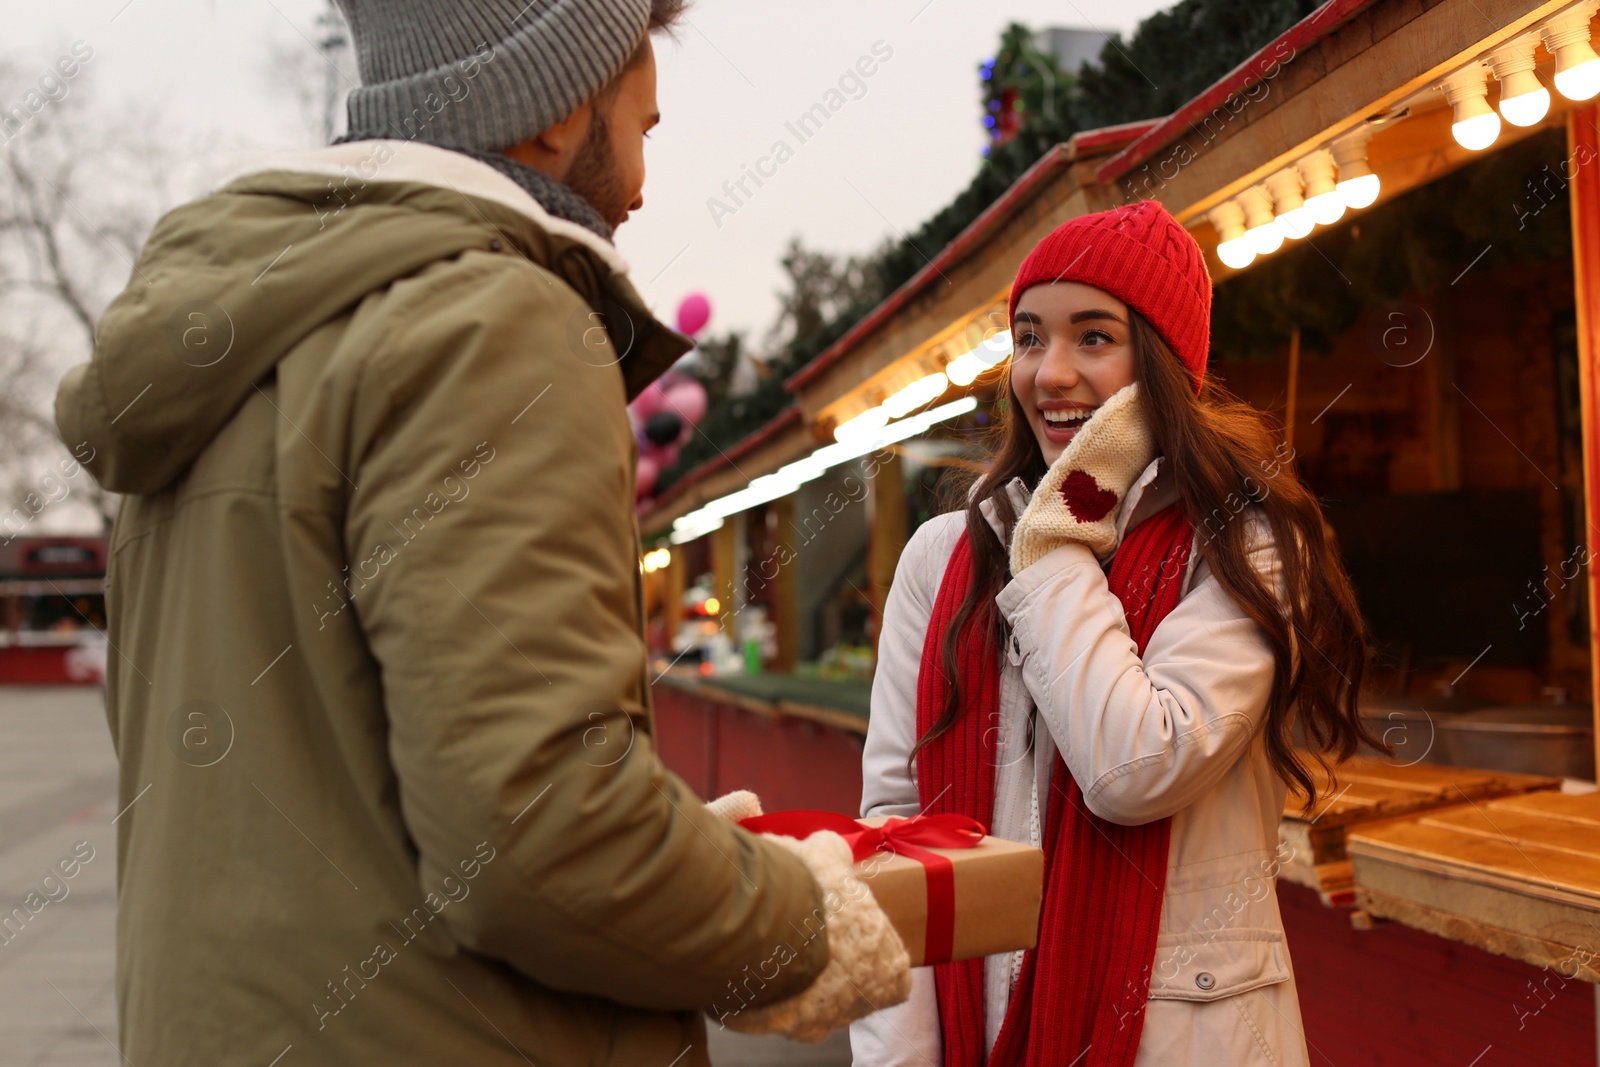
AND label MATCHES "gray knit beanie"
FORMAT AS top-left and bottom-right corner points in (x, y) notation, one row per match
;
(334, 0), (652, 152)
